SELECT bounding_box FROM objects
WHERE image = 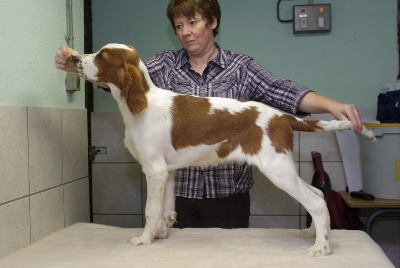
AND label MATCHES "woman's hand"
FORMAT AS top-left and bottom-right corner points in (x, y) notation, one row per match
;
(299, 92), (363, 134)
(54, 45), (78, 73)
